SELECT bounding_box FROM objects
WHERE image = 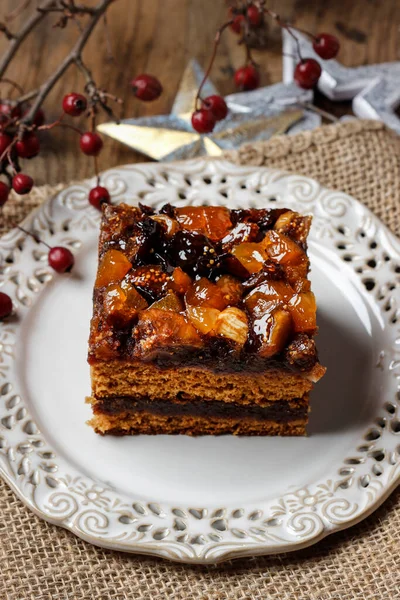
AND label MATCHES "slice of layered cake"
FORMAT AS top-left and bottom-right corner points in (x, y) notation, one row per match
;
(87, 202), (325, 436)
